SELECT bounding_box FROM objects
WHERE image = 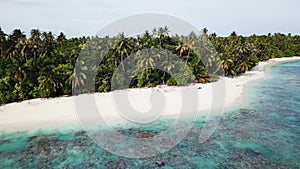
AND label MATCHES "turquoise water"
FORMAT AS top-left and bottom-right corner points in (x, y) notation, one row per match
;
(1, 61), (300, 168)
